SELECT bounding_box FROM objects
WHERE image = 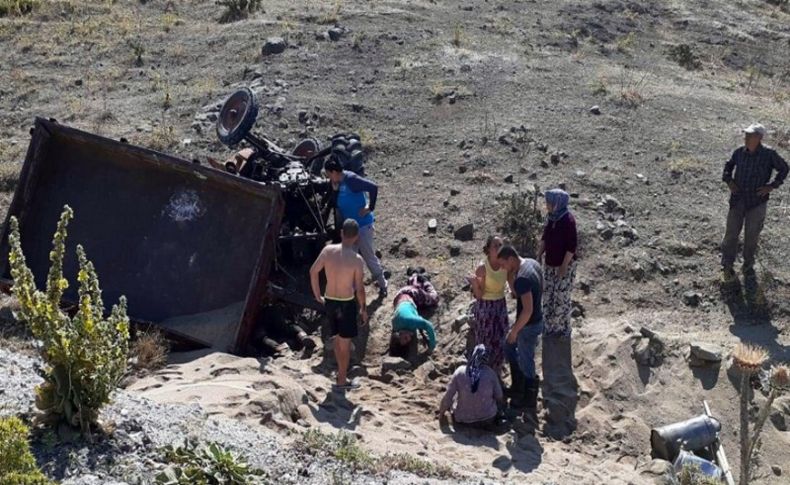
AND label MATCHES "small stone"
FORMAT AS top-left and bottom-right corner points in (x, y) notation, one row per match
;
(404, 247), (419, 258)
(682, 291), (701, 307)
(689, 342), (722, 363)
(262, 37), (287, 55)
(772, 465), (782, 476)
(590, 105), (601, 115)
(504, 174), (514, 183)
(645, 458), (672, 475)
(327, 27), (344, 41)
(453, 223), (474, 241)
(428, 219), (438, 233)
(550, 152), (562, 165)
(74, 79), (83, 86)
(450, 188), (460, 196)
(382, 356), (411, 374)
(449, 244), (462, 257)
(458, 165), (468, 174)
(423, 170), (432, 177)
